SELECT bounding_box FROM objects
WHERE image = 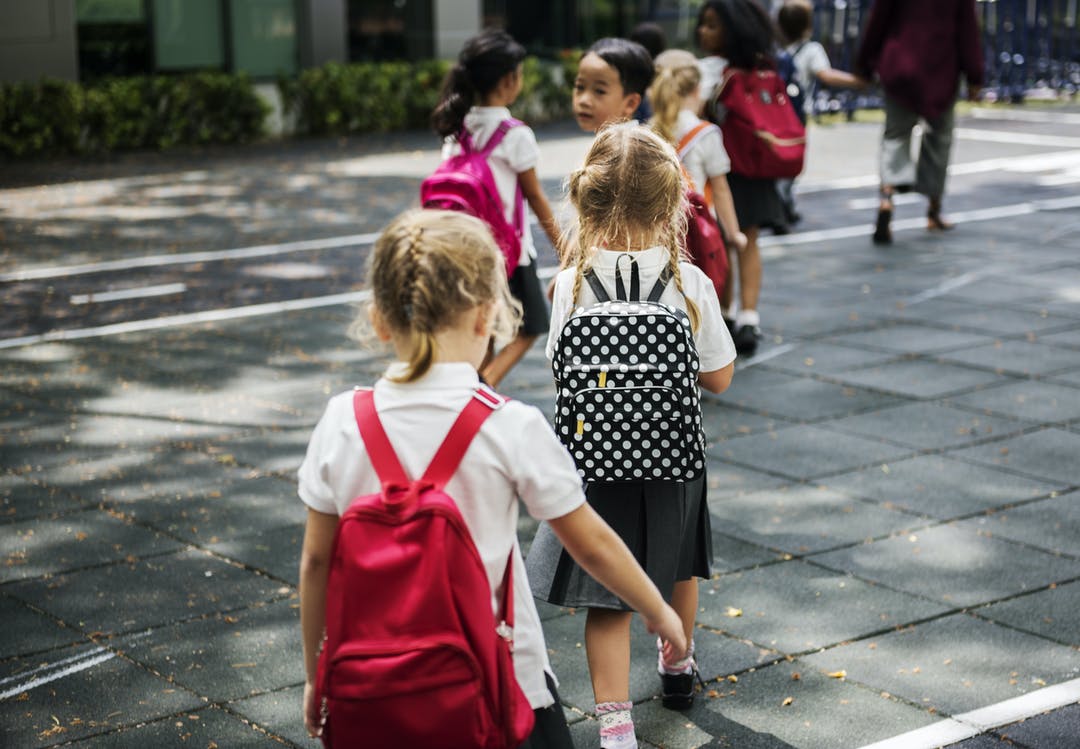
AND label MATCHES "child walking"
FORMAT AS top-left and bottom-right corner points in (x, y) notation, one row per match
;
(697, 0), (786, 356)
(298, 209), (687, 747)
(526, 124), (736, 749)
(775, 0), (867, 226)
(431, 29), (561, 388)
(572, 37), (656, 134)
(648, 48), (747, 287)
